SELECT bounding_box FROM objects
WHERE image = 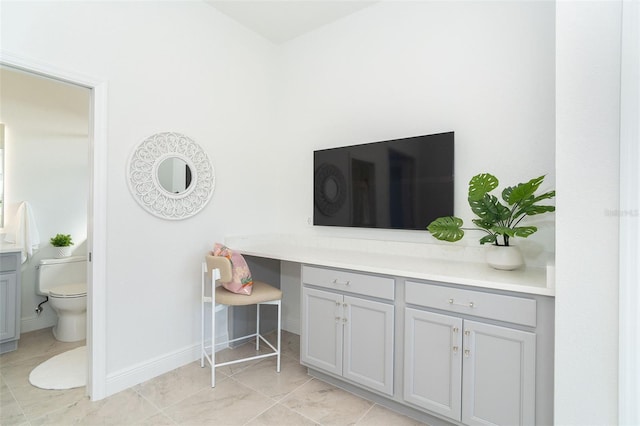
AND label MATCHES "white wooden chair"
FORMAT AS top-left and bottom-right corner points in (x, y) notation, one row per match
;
(200, 255), (281, 387)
